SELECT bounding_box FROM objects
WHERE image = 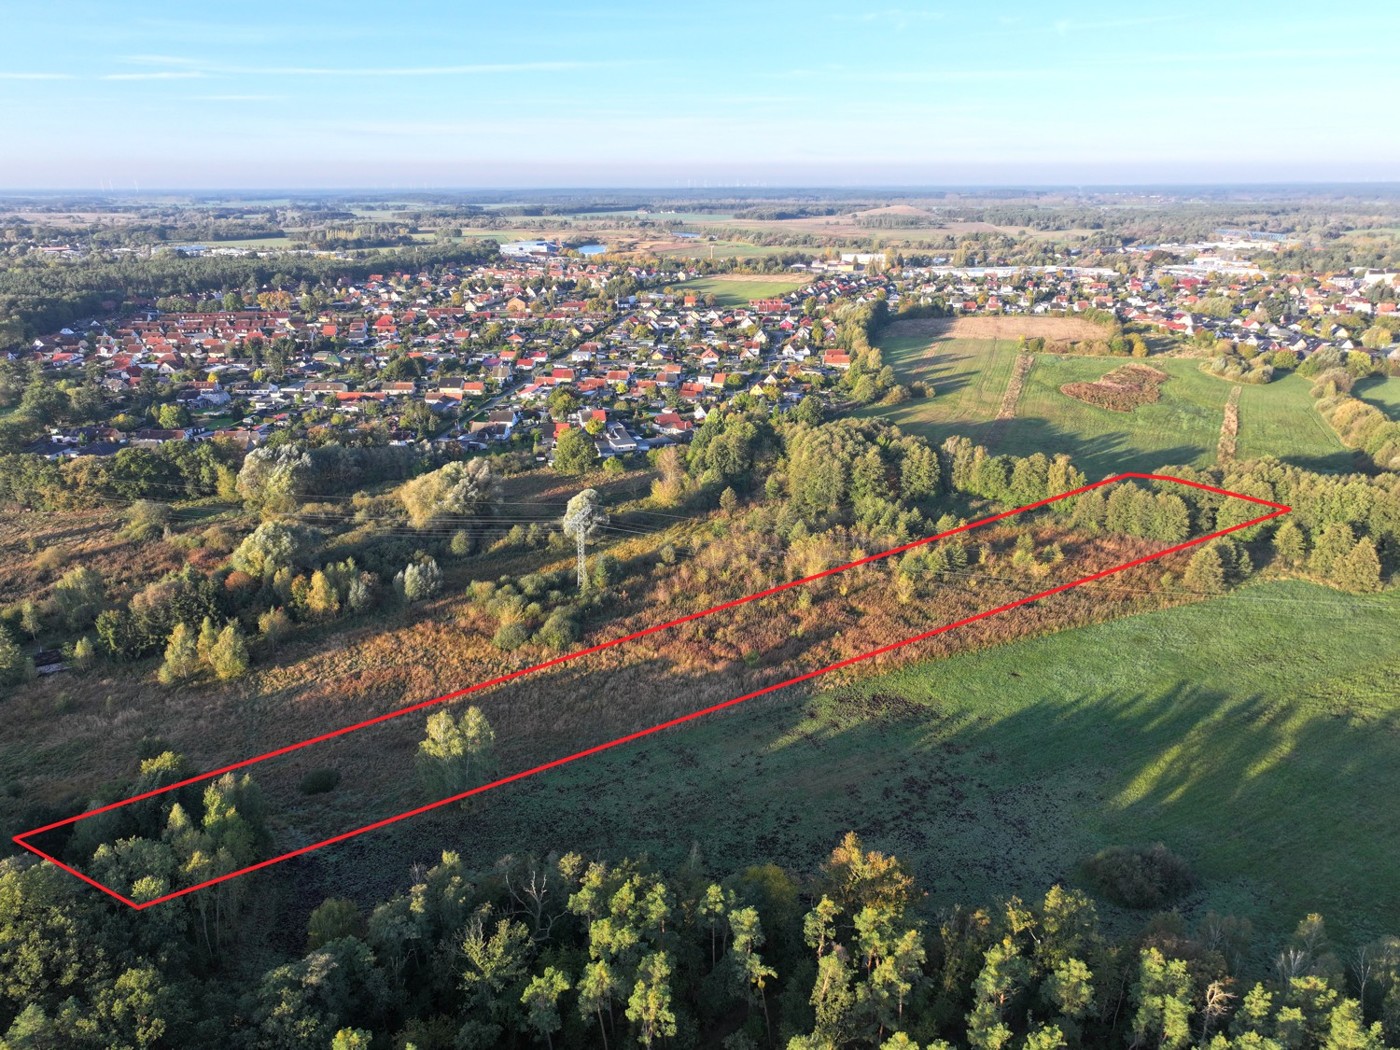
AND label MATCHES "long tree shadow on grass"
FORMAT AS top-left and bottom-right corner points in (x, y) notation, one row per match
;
(306, 674), (1400, 943)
